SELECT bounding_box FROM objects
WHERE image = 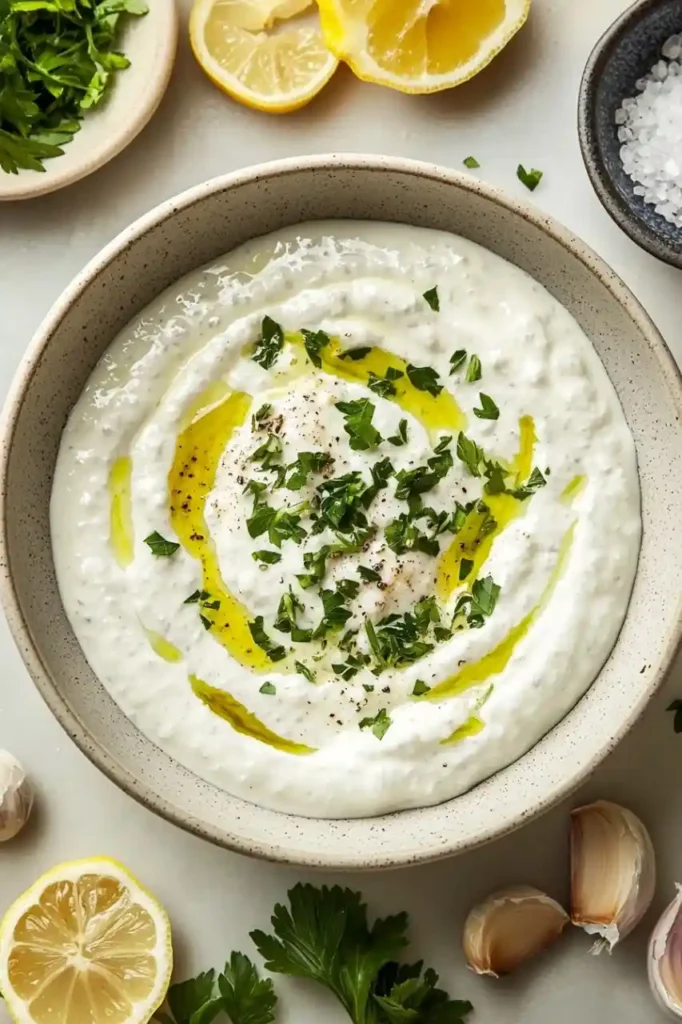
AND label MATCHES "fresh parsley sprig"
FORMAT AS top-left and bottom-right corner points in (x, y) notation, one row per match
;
(252, 317), (284, 370)
(154, 953), (277, 1024)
